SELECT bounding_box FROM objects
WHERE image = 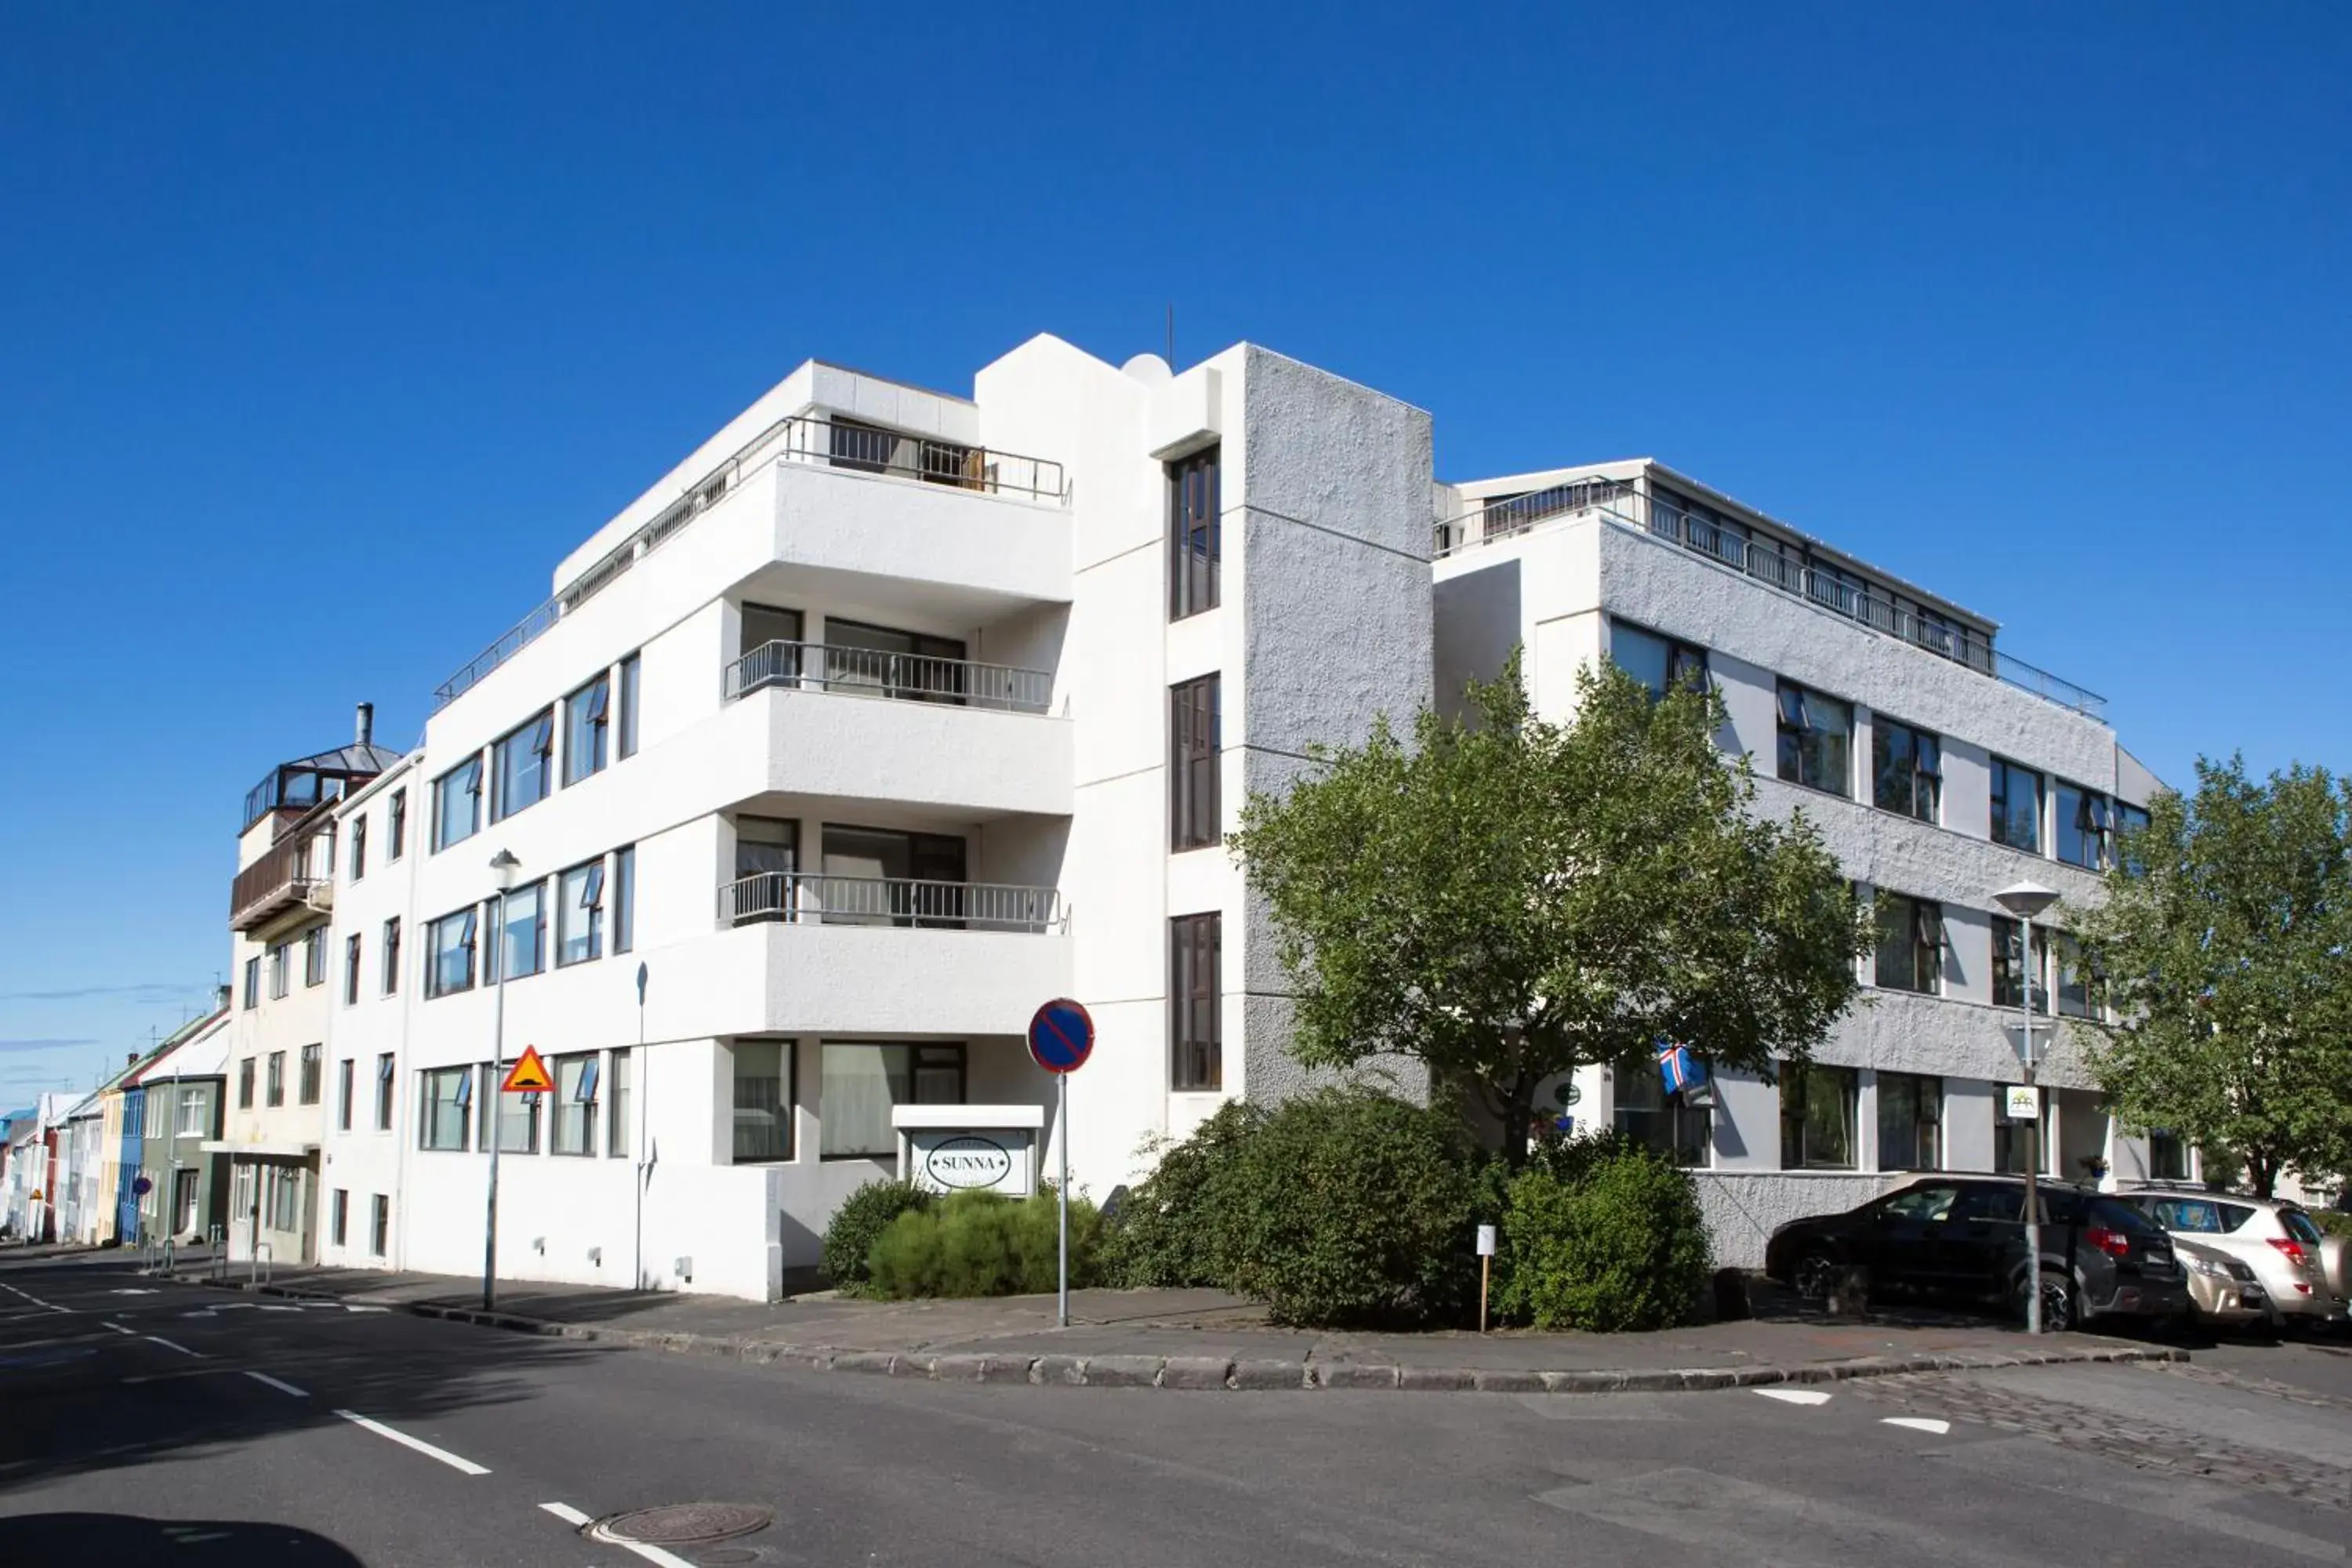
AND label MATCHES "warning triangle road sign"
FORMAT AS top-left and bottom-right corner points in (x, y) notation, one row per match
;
(502, 1045), (554, 1094)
